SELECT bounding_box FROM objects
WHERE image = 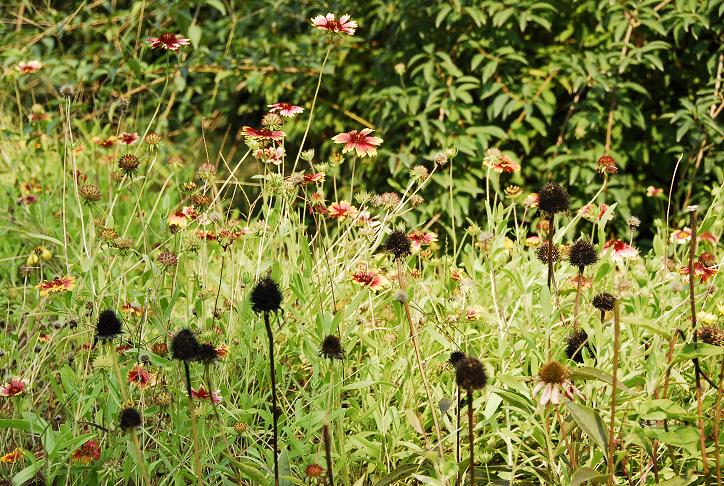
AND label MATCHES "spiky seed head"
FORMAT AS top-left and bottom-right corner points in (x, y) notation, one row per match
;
(118, 154), (141, 176)
(565, 330), (590, 363)
(59, 84), (75, 97)
(144, 131), (161, 146)
(119, 407), (142, 431)
(79, 184), (101, 204)
(538, 361), (568, 384)
(196, 343), (219, 364)
(383, 230), (412, 260)
(320, 335), (345, 360)
(697, 325), (723, 346)
(536, 241), (560, 264)
(250, 276), (283, 314)
(538, 183), (569, 215)
(592, 293), (616, 312)
(157, 250), (178, 267)
(171, 328), (200, 361)
(448, 351), (466, 367)
(626, 216), (641, 231)
(96, 309), (122, 341)
(568, 239), (598, 269)
(455, 357), (487, 391)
